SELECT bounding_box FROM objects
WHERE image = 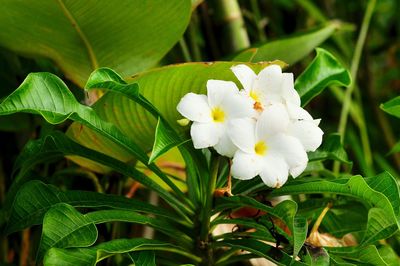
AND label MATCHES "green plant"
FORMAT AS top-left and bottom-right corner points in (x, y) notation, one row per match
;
(1, 0), (399, 265)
